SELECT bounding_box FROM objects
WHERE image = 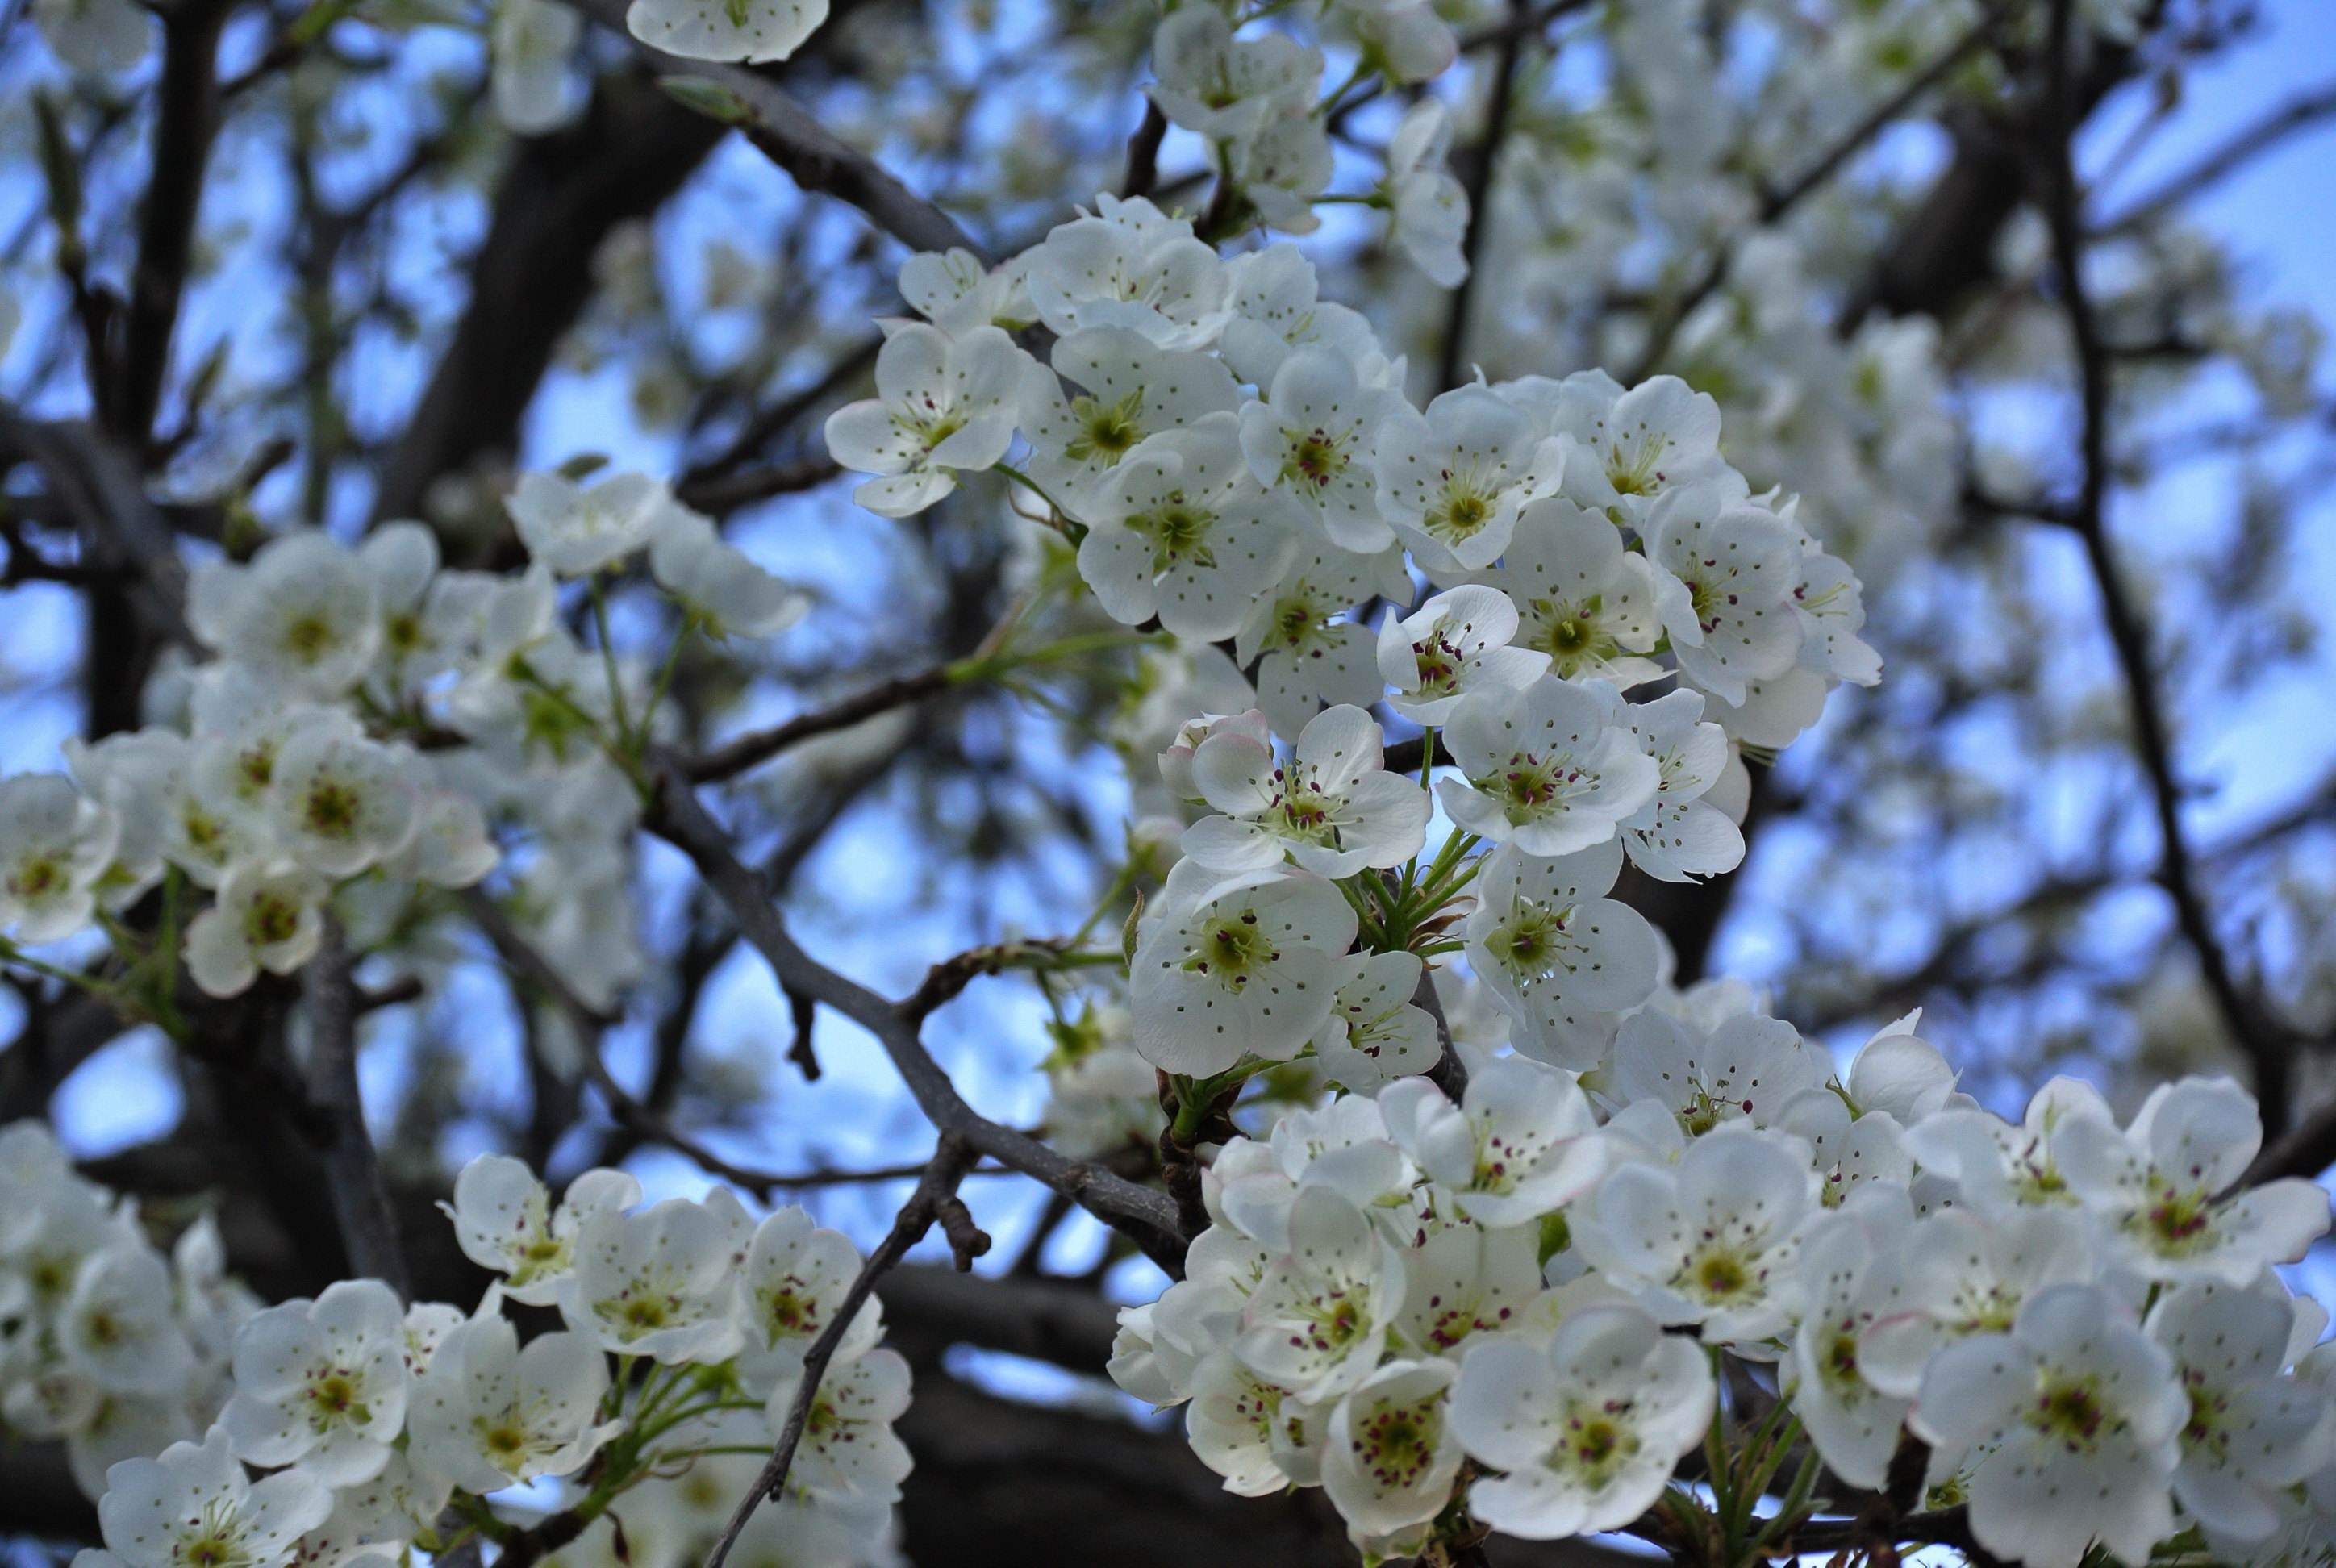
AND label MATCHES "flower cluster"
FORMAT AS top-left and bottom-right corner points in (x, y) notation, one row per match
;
(2, 1135), (908, 1568)
(0, 477), (800, 1012)
(832, 216), (1877, 761)
(0, 1122), (256, 1497)
(1107, 999), (2335, 1566)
